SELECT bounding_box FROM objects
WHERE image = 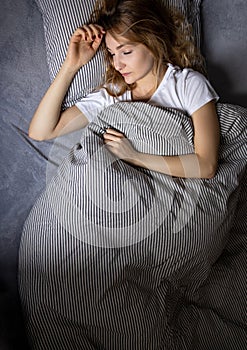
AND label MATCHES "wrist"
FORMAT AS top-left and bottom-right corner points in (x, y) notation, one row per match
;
(61, 60), (81, 77)
(129, 150), (143, 167)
